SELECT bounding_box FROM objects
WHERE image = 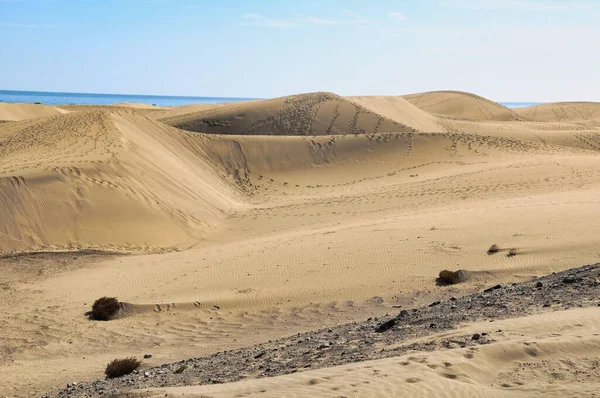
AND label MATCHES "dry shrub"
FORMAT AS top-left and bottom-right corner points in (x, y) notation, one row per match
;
(92, 297), (120, 321)
(438, 269), (468, 285)
(105, 357), (141, 378)
(507, 248), (518, 257)
(487, 244), (500, 255)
